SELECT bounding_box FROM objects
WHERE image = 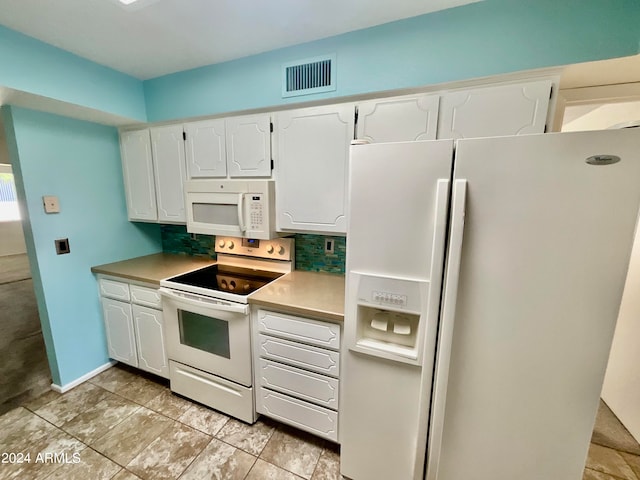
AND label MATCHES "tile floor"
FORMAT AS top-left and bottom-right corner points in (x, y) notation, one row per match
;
(0, 365), (339, 480)
(0, 253), (51, 415)
(0, 363), (639, 480)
